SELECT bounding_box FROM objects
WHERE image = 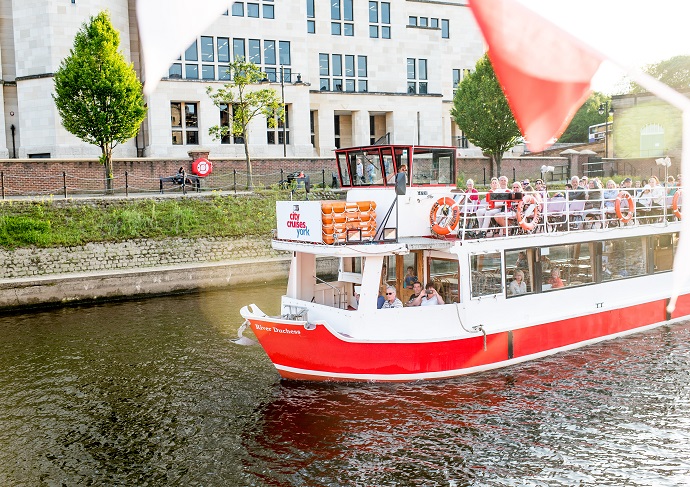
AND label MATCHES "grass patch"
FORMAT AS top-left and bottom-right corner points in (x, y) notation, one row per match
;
(0, 190), (309, 249)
